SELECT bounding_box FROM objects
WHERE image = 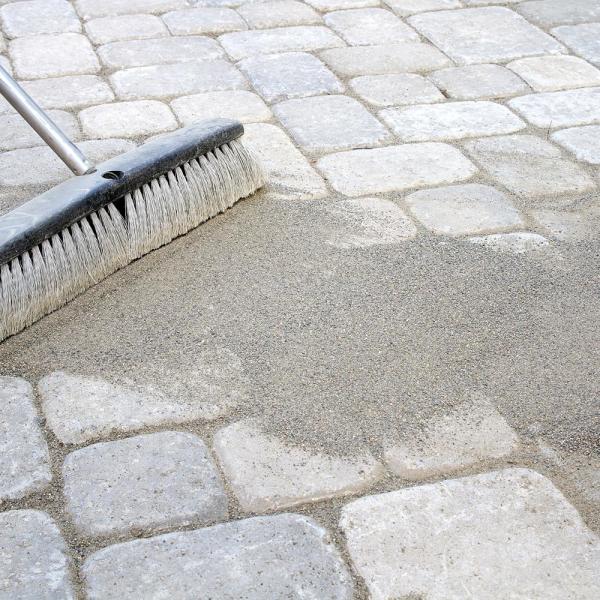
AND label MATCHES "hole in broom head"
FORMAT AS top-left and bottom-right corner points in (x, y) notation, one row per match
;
(102, 170), (124, 180)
